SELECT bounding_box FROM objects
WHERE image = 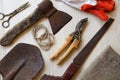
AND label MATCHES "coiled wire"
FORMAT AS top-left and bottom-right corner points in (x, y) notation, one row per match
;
(32, 24), (55, 51)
